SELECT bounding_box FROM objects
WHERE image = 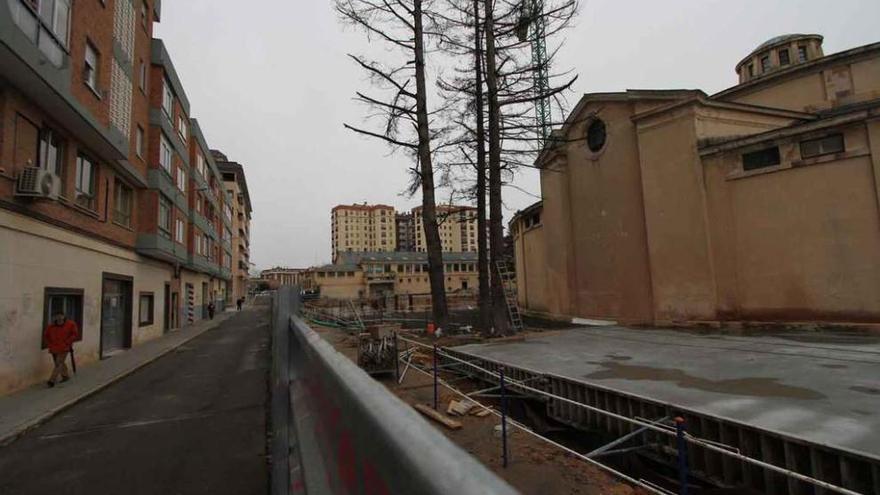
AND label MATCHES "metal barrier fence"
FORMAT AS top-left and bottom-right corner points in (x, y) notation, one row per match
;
(273, 287), (516, 495)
